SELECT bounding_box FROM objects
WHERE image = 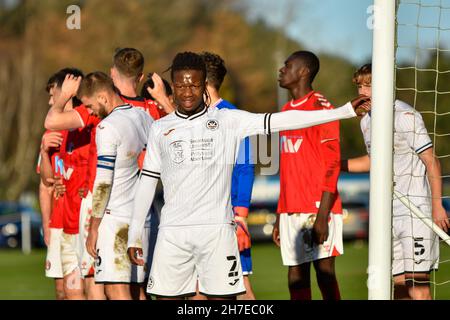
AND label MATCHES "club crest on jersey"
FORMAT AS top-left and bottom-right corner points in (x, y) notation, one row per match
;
(206, 119), (219, 131)
(169, 140), (188, 164)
